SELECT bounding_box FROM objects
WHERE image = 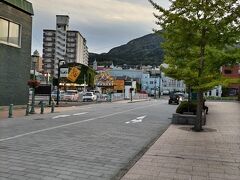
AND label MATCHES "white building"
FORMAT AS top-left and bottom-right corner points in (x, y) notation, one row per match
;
(205, 86), (222, 97)
(108, 67), (186, 95)
(43, 15), (88, 77)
